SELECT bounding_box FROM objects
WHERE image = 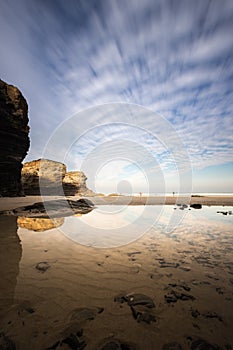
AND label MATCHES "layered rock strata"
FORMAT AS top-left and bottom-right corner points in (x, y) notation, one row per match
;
(22, 159), (66, 195)
(0, 79), (30, 196)
(22, 159), (95, 196)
